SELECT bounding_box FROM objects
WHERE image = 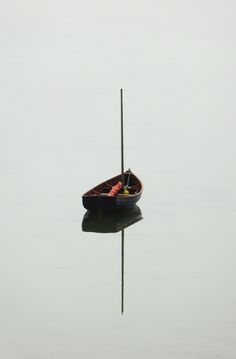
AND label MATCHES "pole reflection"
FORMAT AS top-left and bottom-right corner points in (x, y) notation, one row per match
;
(82, 205), (143, 314)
